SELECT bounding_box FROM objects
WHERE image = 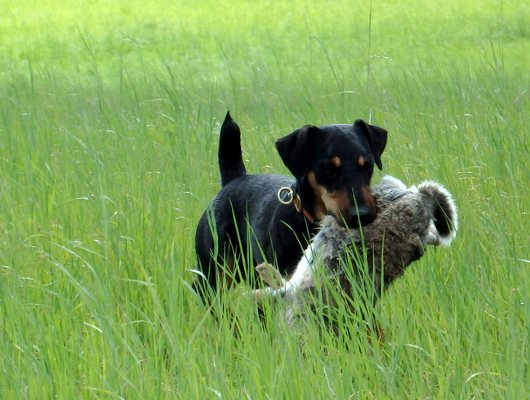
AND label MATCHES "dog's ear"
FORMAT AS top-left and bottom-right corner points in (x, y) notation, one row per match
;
(354, 119), (388, 170)
(275, 125), (319, 178)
